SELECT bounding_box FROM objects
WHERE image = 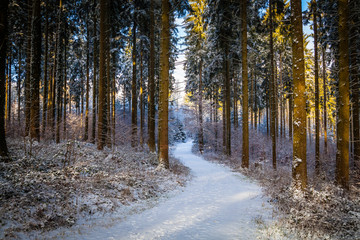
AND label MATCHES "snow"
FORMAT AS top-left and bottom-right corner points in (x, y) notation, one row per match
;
(43, 140), (273, 239)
